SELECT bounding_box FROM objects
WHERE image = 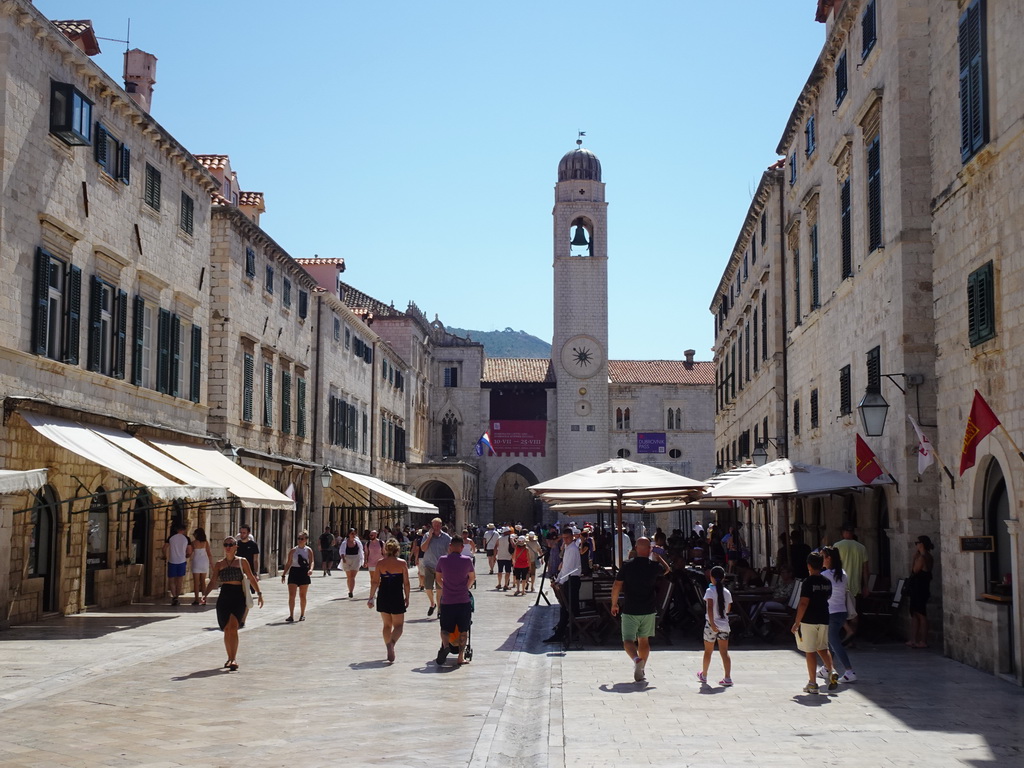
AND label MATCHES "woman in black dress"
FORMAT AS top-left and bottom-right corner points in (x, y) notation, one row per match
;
(367, 538), (410, 663)
(204, 536), (263, 671)
(282, 531), (313, 622)
(907, 535), (935, 648)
